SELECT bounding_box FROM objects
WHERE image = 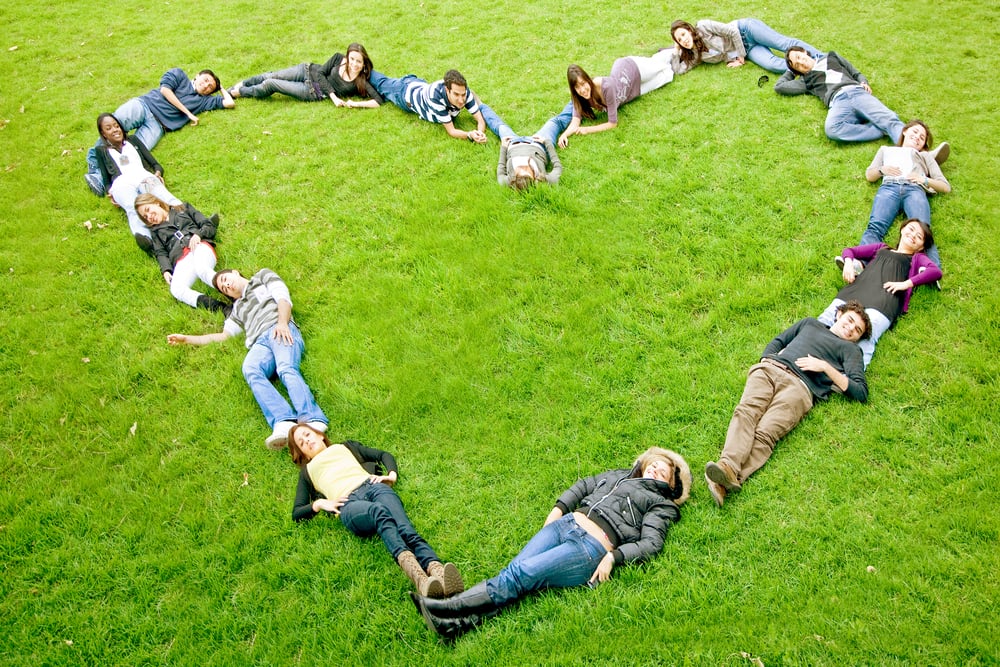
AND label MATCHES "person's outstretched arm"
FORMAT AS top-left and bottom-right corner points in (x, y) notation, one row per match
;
(219, 85), (235, 109)
(160, 85), (200, 125)
(167, 331), (231, 346)
(441, 121), (487, 143)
